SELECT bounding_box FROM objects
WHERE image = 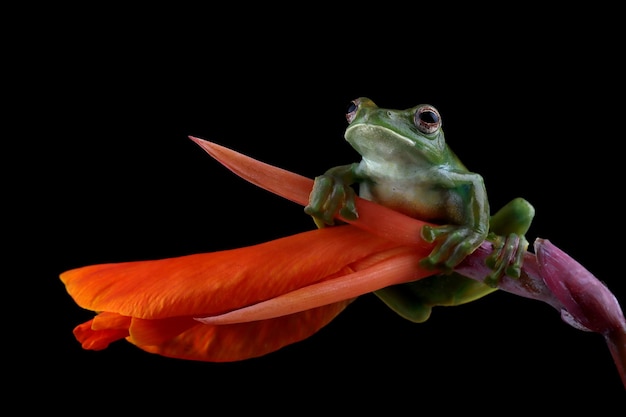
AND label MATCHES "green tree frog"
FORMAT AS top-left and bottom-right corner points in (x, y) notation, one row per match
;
(305, 97), (535, 323)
